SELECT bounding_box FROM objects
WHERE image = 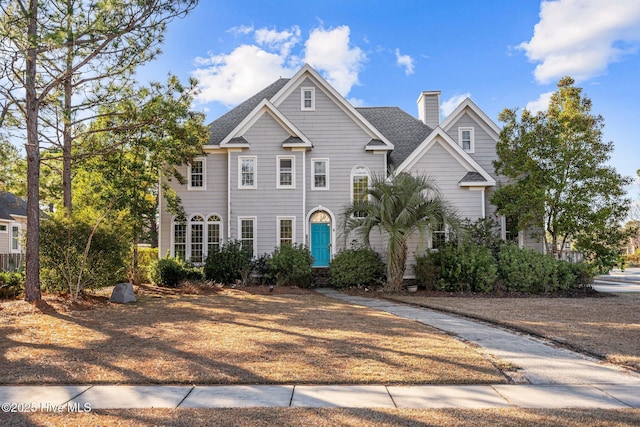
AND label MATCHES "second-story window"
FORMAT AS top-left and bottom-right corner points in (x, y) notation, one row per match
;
(277, 156), (295, 188)
(351, 166), (370, 218)
(312, 159), (329, 190)
(301, 87), (315, 111)
(239, 156), (257, 189)
(188, 158), (205, 190)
